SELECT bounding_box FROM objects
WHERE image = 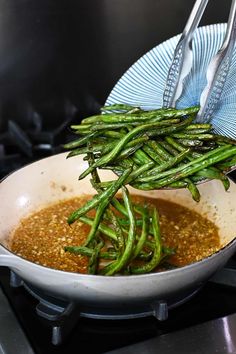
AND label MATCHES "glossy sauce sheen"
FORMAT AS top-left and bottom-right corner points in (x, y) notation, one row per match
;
(9, 195), (220, 274)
